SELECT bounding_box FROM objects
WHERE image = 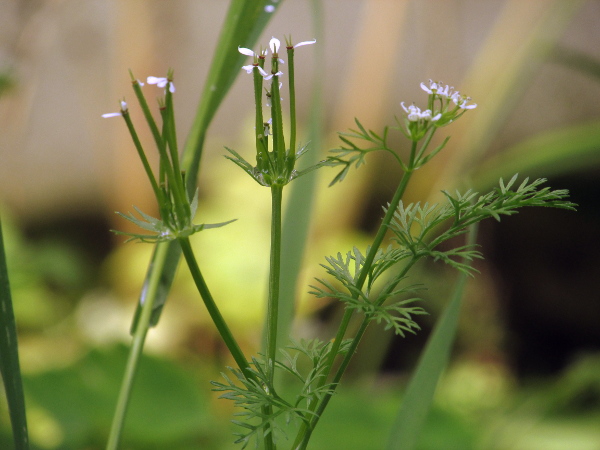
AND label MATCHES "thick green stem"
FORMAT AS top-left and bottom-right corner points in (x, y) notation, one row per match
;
(106, 242), (171, 450)
(266, 186), (283, 383)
